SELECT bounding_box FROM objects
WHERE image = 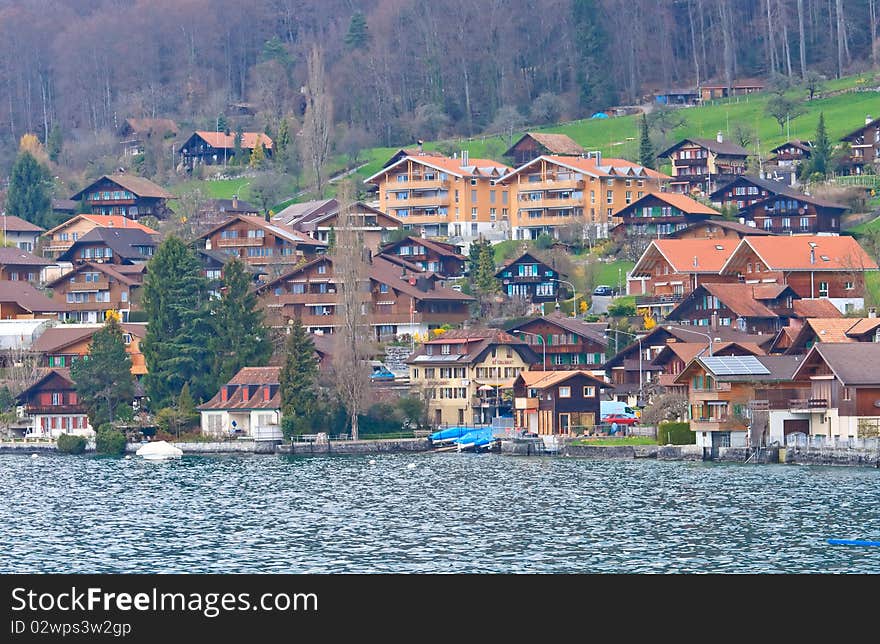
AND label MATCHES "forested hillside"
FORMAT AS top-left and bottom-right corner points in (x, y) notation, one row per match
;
(1, 0), (878, 174)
